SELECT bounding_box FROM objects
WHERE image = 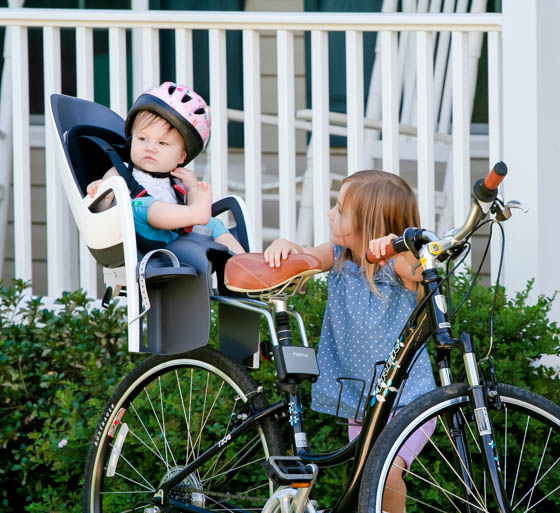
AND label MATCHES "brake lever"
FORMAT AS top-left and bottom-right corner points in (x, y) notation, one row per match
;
(492, 199), (529, 221)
